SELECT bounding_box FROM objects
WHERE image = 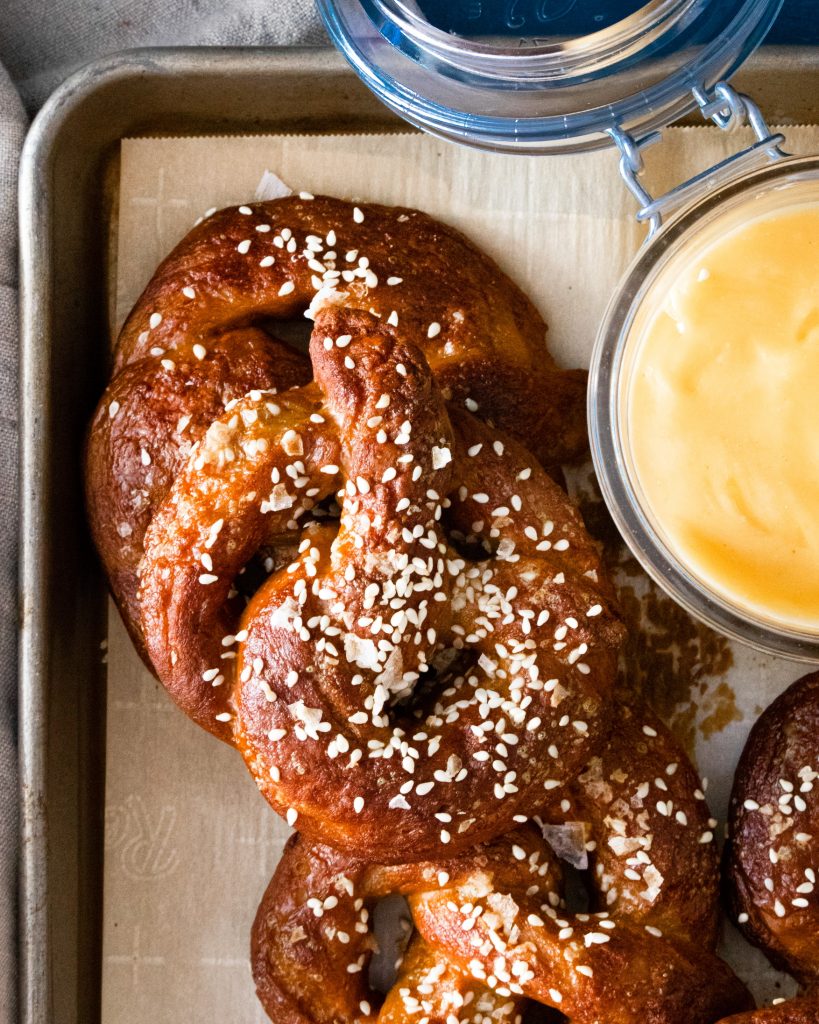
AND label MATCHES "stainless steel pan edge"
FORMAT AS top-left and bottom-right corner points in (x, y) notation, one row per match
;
(18, 44), (819, 1024)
